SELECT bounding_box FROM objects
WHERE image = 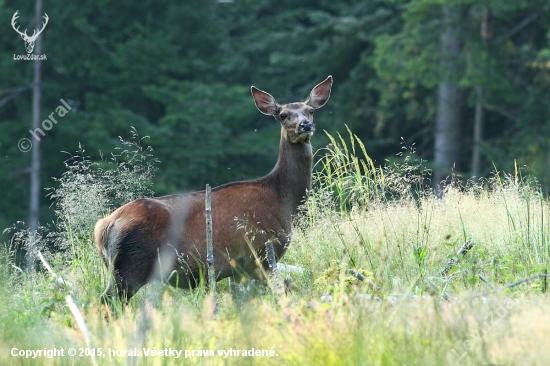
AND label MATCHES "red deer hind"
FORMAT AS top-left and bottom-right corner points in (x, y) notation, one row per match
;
(94, 76), (333, 302)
